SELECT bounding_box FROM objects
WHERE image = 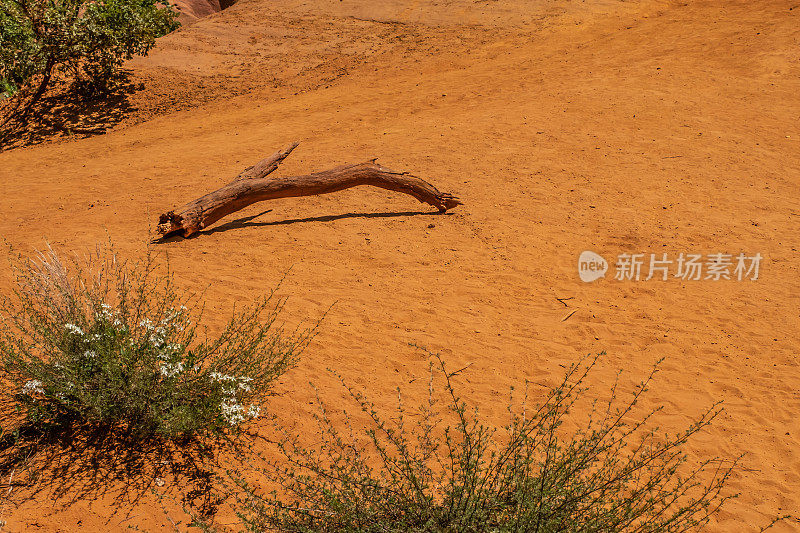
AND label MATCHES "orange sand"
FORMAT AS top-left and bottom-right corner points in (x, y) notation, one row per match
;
(0, 0), (798, 530)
